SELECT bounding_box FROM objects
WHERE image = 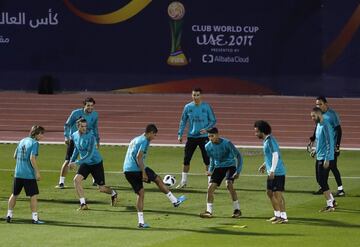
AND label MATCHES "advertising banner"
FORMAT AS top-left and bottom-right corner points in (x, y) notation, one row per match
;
(0, 0), (359, 96)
